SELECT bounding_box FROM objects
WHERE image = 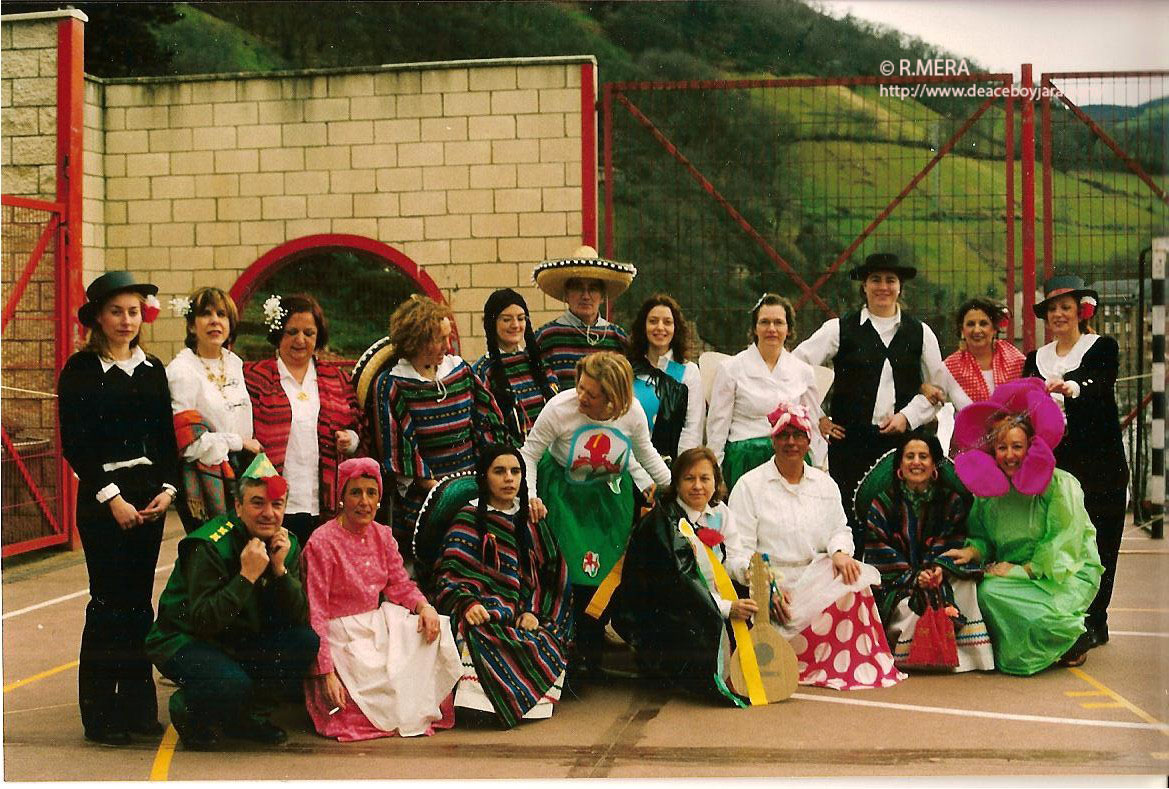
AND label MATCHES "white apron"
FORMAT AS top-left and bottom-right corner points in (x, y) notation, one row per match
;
(328, 602), (461, 737)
